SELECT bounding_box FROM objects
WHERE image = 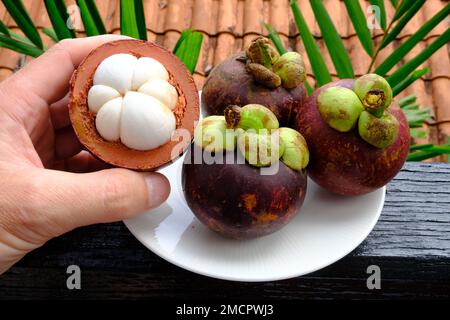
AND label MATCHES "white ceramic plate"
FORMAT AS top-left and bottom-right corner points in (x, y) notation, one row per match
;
(124, 153), (385, 282)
